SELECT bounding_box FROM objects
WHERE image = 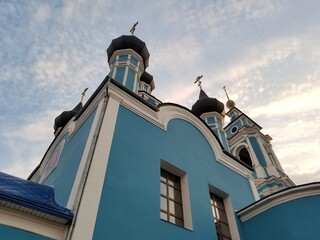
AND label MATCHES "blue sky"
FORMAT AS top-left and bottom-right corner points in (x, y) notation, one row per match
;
(0, 0), (319, 184)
